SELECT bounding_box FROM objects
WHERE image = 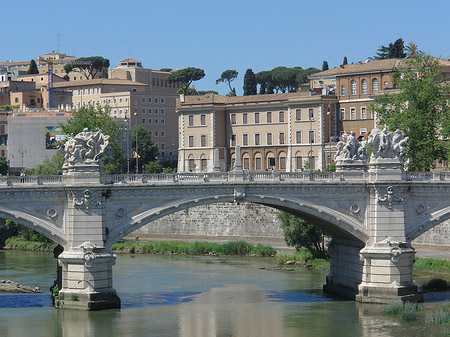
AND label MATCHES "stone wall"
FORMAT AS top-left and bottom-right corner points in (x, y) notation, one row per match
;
(131, 202), (449, 247)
